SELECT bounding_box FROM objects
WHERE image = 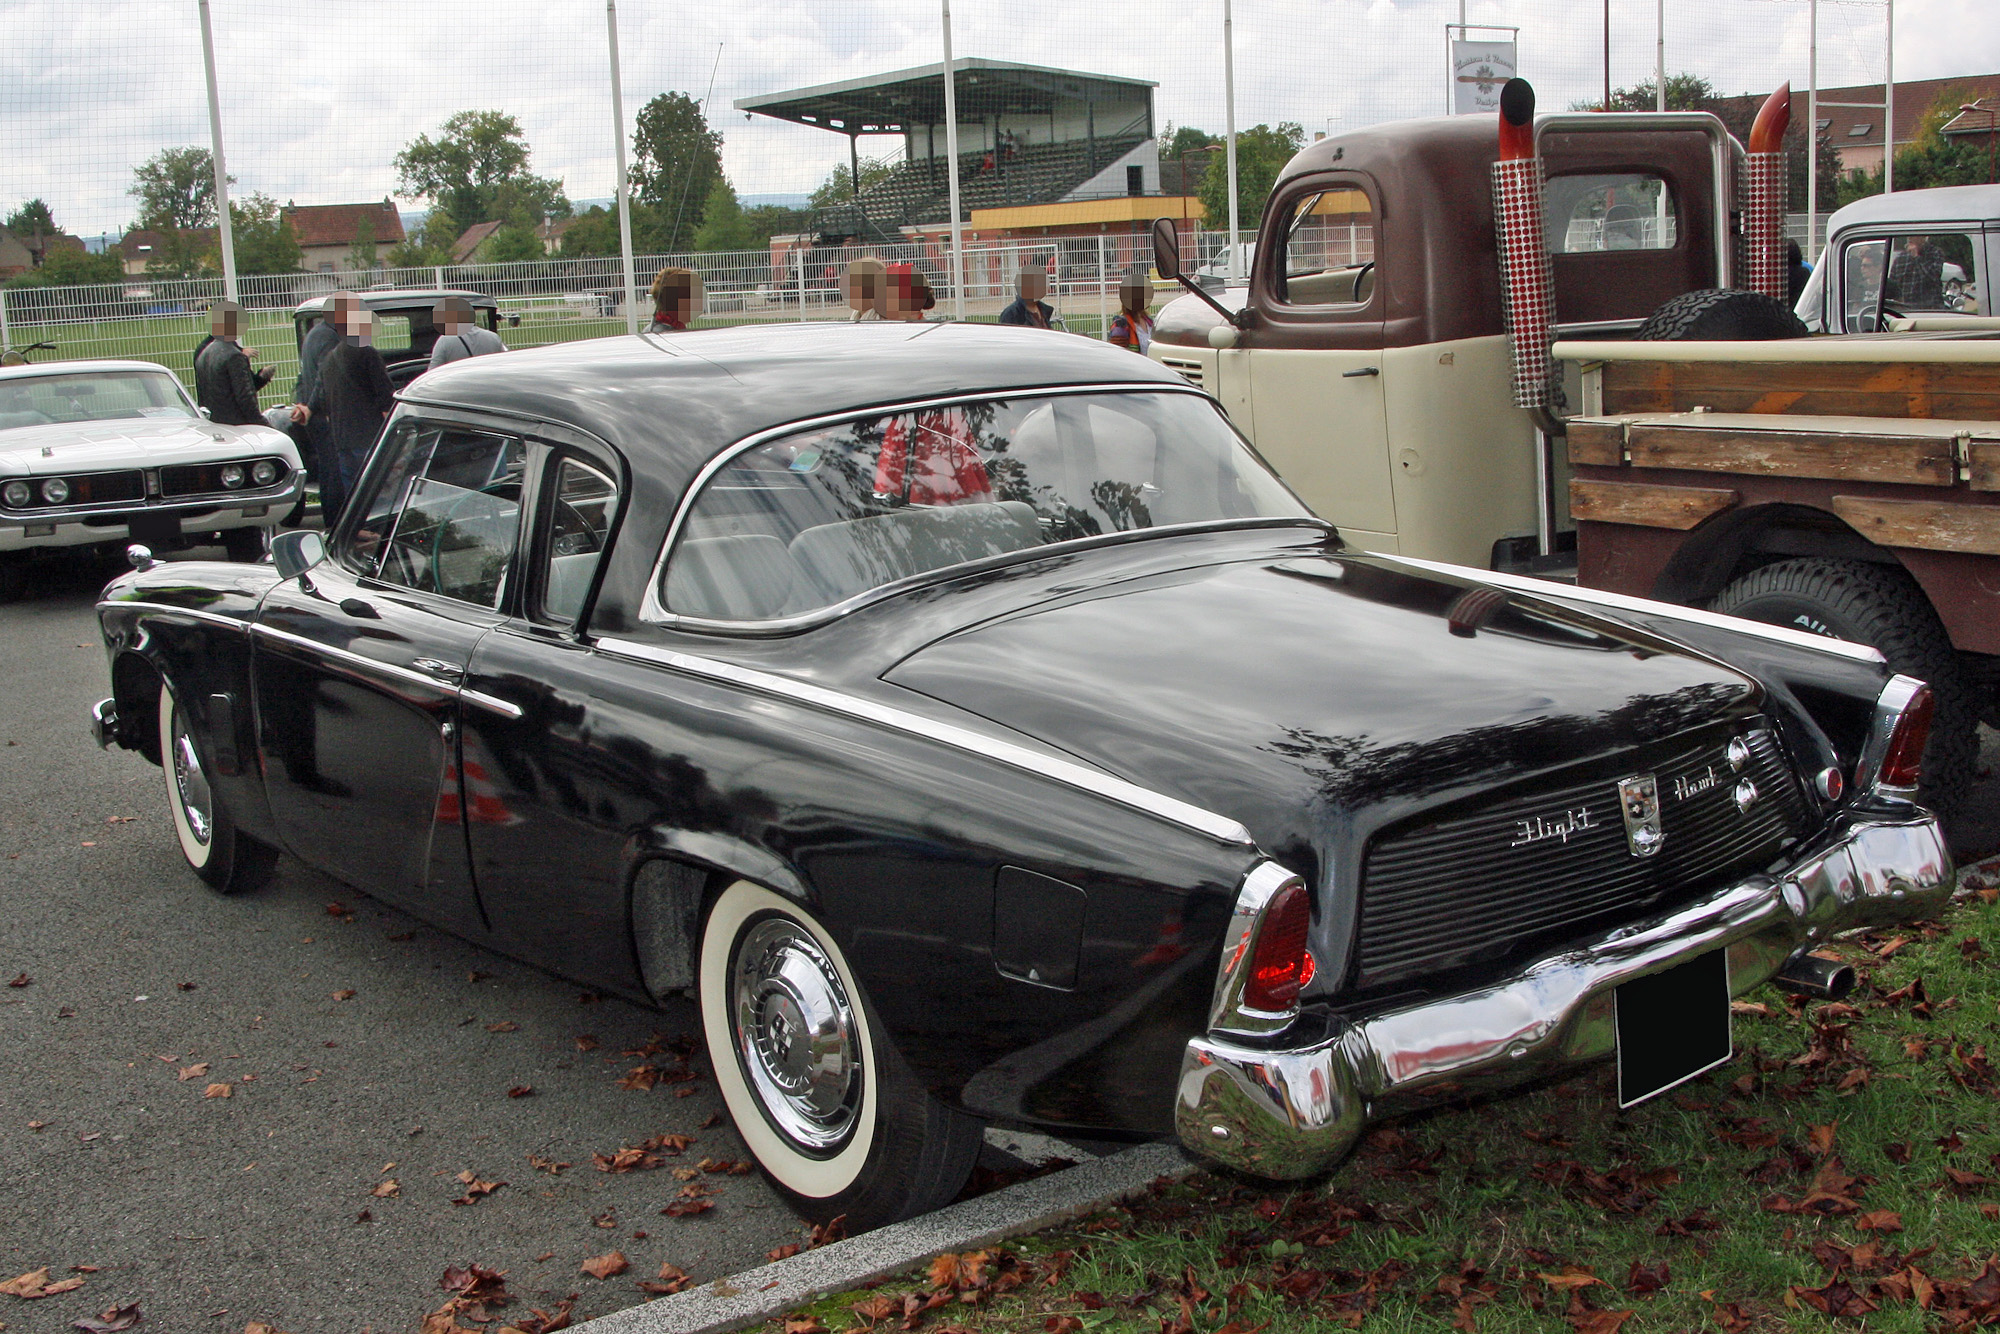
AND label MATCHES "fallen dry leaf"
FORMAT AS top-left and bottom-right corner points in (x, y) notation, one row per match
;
(929, 1252), (991, 1291)
(176, 1063), (210, 1082)
(636, 1262), (692, 1296)
(1808, 1123), (1838, 1156)
(243, 1324), (295, 1334)
(370, 1180), (400, 1198)
(450, 1172), (504, 1206)
(581, 1252), (628, 1280)
(1854, 1209), (1903, 1232)
(72, 1301), (144, 1332)
(766, 1244), (801, 1262)
(574, 1035), (599, 1052)
(781, 1317), (826, 1334)
(0, 1267), (56, 1298)
(506, 1086), (534, 1099)
(527, 1155), (570, 1175)
(331, 990), (355, 1001)
(487, 1022), (520, 1033)
(660, 1198), (714, 1218)
(5, 974), (28, 988)
(1568, 1313), (1634, 1334)
(1537, 1267), (1603, 1292)
(203, 1083), (233, 1100)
